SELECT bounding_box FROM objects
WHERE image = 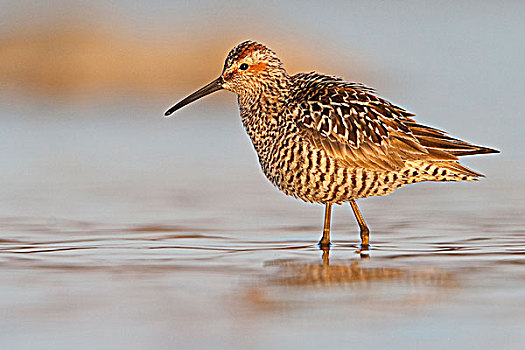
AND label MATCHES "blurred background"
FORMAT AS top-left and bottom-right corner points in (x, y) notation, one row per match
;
(1, 0), (522, 194)
(1, 1), (524, 349)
